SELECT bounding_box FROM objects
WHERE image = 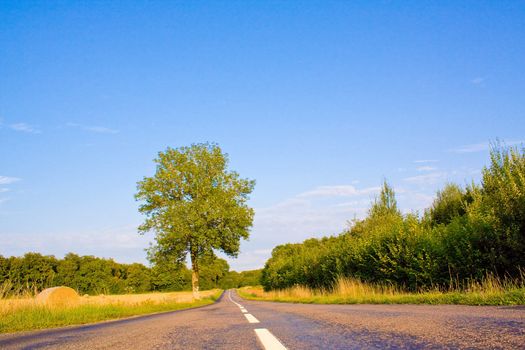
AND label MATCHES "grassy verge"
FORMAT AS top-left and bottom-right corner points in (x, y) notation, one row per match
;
(238, 277), (525, 306)
(0, 289), (222, 334)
